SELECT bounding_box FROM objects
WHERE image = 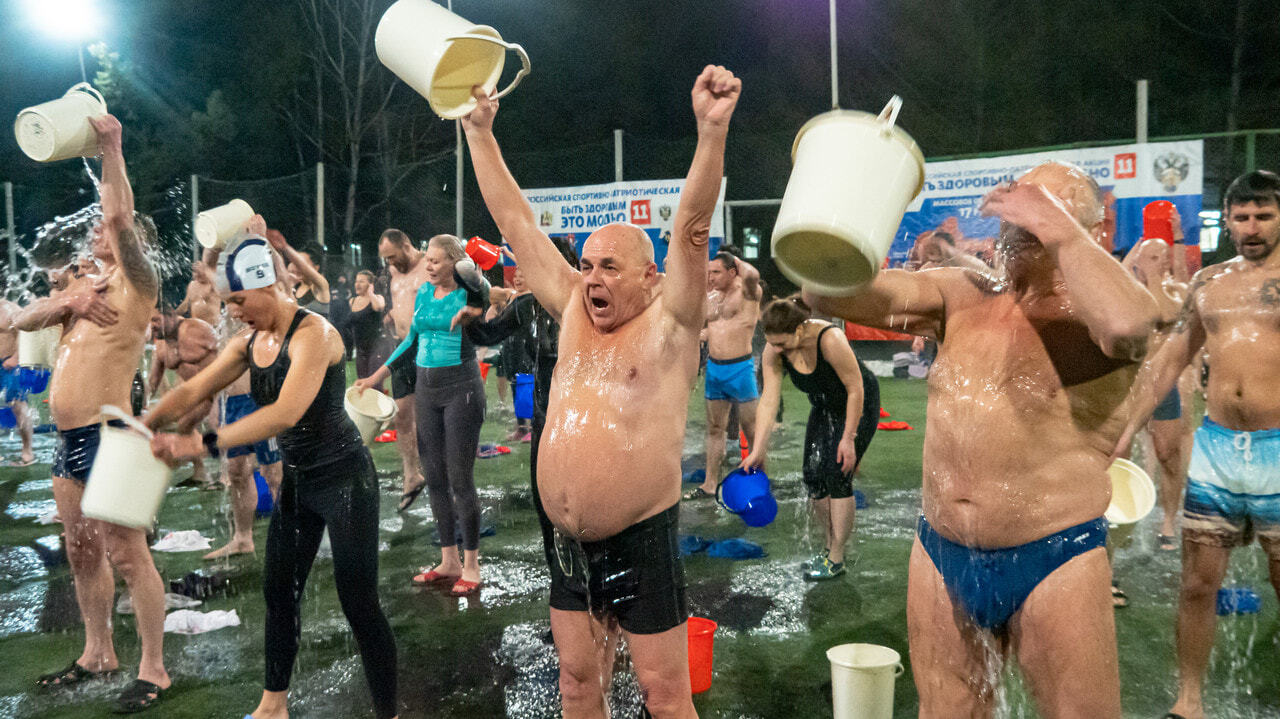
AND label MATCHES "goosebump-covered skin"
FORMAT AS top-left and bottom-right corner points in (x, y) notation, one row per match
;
(0, 366), (1273, 717)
